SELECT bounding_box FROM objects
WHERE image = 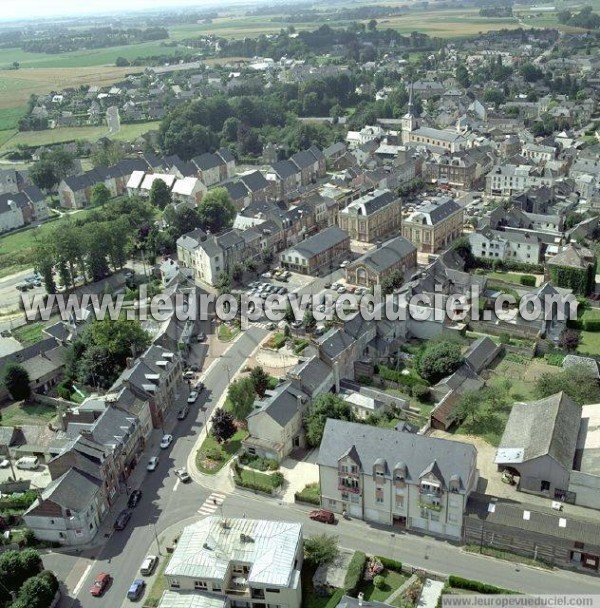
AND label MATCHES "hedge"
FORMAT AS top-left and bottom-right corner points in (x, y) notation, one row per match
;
(233, 476), (274, 494)
(0, 491), (38, 511)
(448, 576), (517, 594)
(344, 551), (367, 594)
(584, 320), (600, 332)
(377, 365), (428, 389)
(375, 556), (403, 573)
(519, 275), (536, 287)
(474, 258), (544, 274)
